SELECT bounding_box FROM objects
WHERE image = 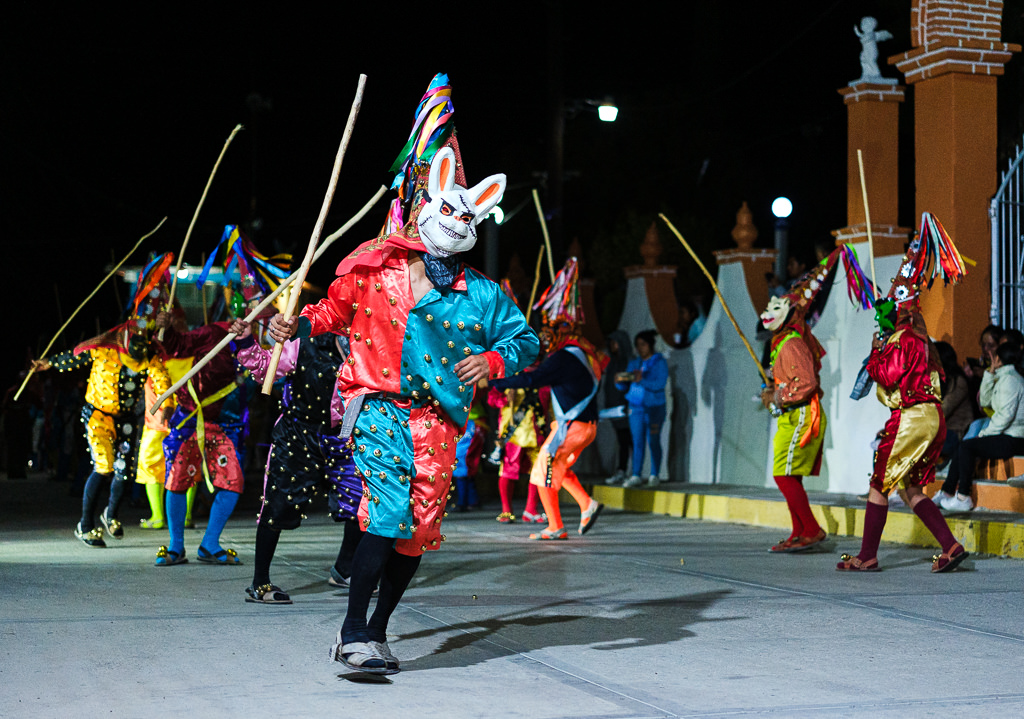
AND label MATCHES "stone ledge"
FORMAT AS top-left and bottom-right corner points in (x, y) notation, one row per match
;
(589, 481), (1024, 559)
